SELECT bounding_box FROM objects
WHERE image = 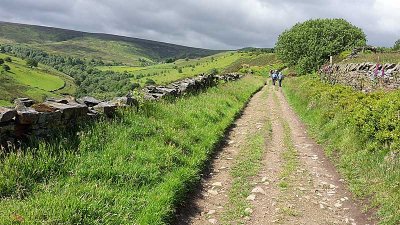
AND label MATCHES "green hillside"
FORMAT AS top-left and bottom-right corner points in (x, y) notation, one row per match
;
(0, 53), (76, 106)
(97, 51), (280, 86)
(0, 22), (223, 65)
